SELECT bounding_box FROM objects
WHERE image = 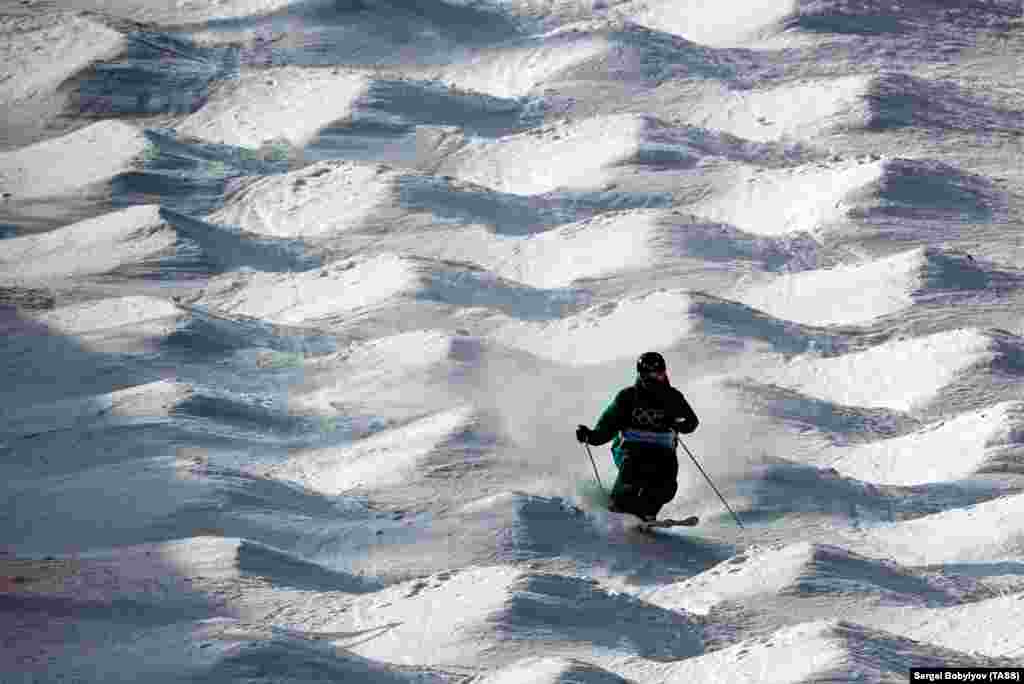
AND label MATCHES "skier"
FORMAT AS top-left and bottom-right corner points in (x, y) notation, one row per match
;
(576, 351), (699, 522)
